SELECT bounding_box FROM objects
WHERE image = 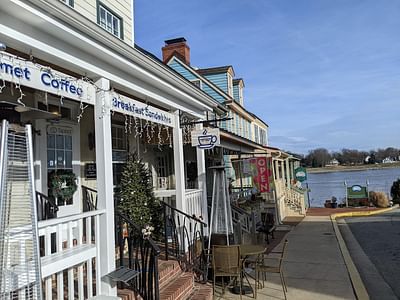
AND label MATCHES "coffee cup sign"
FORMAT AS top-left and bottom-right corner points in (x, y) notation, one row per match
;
(191, 128), (220, 149)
